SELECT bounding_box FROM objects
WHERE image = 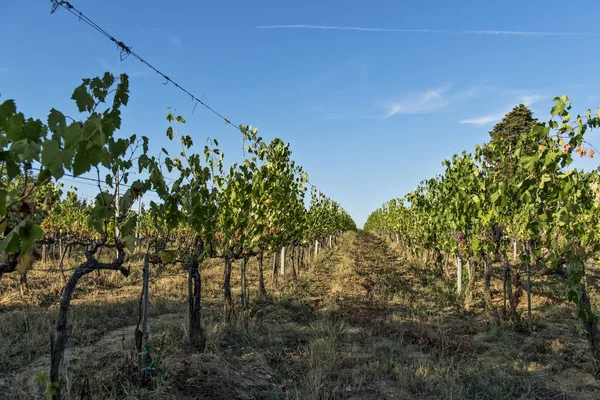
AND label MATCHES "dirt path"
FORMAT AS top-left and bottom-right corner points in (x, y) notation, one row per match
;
(276, 231), (600, 399)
